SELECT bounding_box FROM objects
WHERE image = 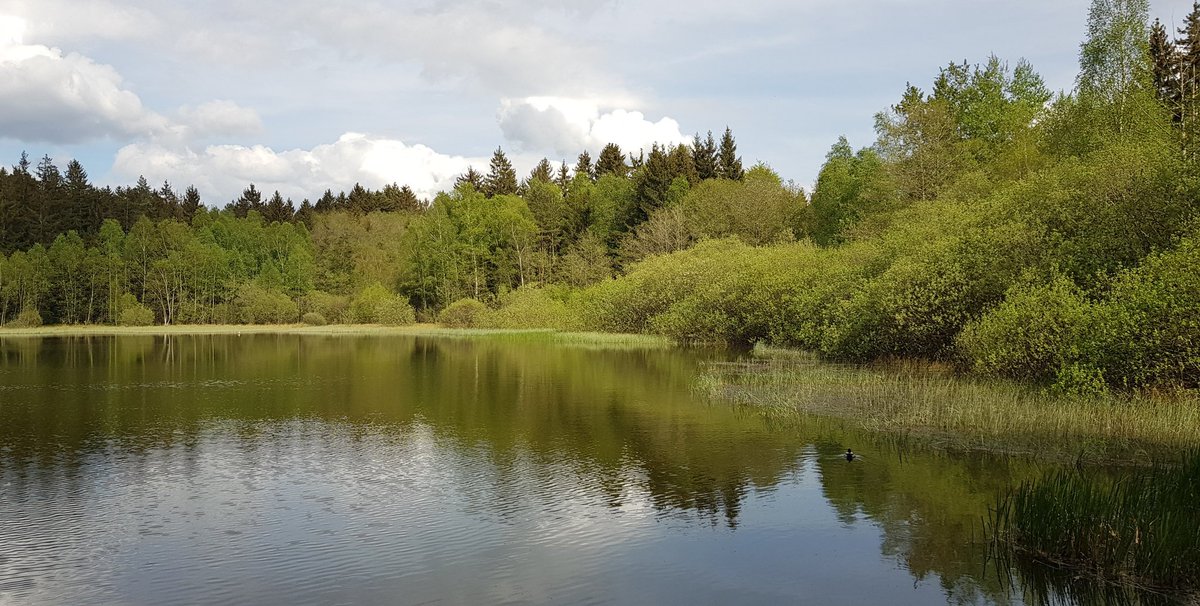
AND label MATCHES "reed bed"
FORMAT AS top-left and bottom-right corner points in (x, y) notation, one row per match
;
(989, 451), (1200, 596)
(699, 351), (1200, 458)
